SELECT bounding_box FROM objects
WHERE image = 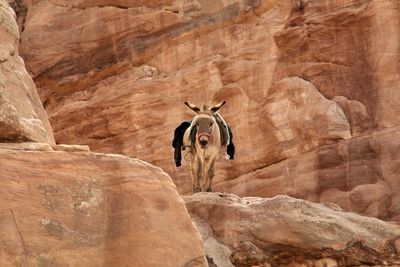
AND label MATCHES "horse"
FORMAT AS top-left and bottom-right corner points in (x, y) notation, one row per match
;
(182, 101), (229, 193)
